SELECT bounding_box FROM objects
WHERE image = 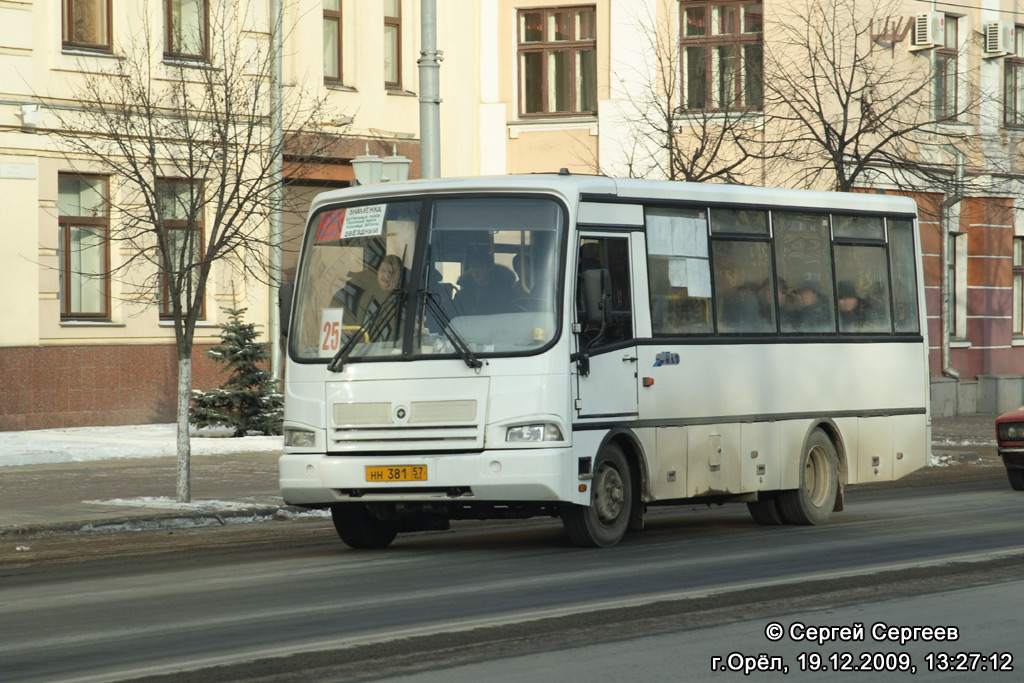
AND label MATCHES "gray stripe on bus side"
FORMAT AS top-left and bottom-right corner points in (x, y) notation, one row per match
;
(571, 407), (927, 431)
